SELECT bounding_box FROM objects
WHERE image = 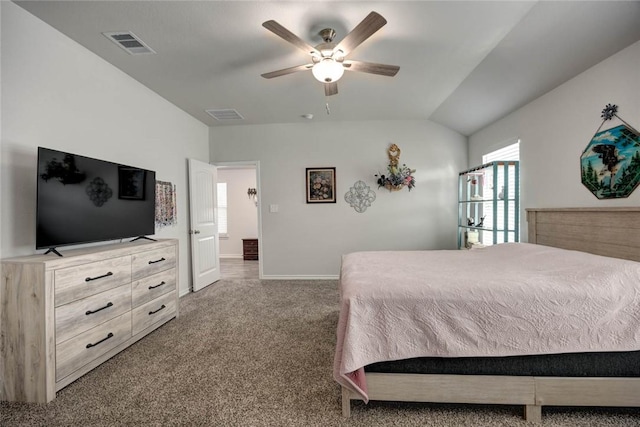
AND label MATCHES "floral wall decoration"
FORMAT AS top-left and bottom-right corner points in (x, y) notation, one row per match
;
(155, 180), (177, 228)
(345, 180), (376, 213)
(375, 143), (416, 191)
(580, 104), (640, 199)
